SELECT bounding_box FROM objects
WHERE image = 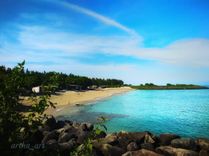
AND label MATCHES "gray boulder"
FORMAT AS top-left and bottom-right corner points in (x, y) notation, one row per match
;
(159, 133), (180, 145)
(196, 138), (209, 150)
(156, 146), (198, 156)
(46, 139), (58, 149)
(123, 149), (162, 156)
(199, 149), (209, 156)
(141, 143), (155, 151)
(127, 142), (139, 151)
(171, 138), (197, 150)
(42, 130), (59, 144)
(58, 132), (76, 143)
(58, 138), (76, 151)
(94, 143), (125, 156)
